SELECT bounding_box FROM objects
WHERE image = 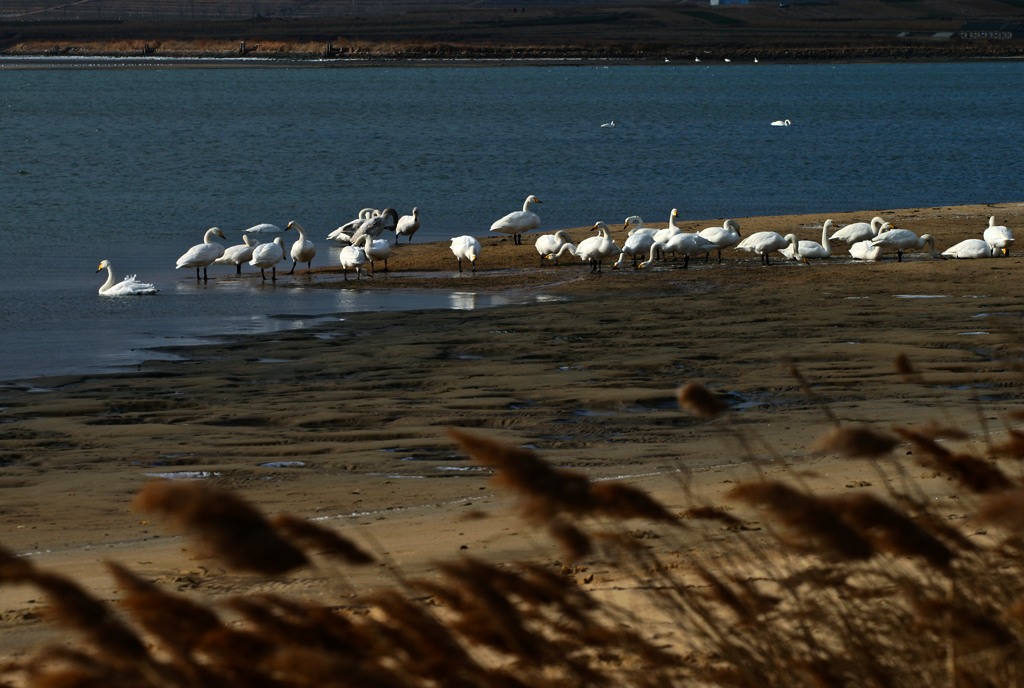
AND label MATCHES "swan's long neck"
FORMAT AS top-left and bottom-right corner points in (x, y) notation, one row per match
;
(553, 242), (576, 258)
(204, 229), (220, 243)
(100, 265), (116, 292)
(820, 221), (831, 251)
(523, 198), (534, 212)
